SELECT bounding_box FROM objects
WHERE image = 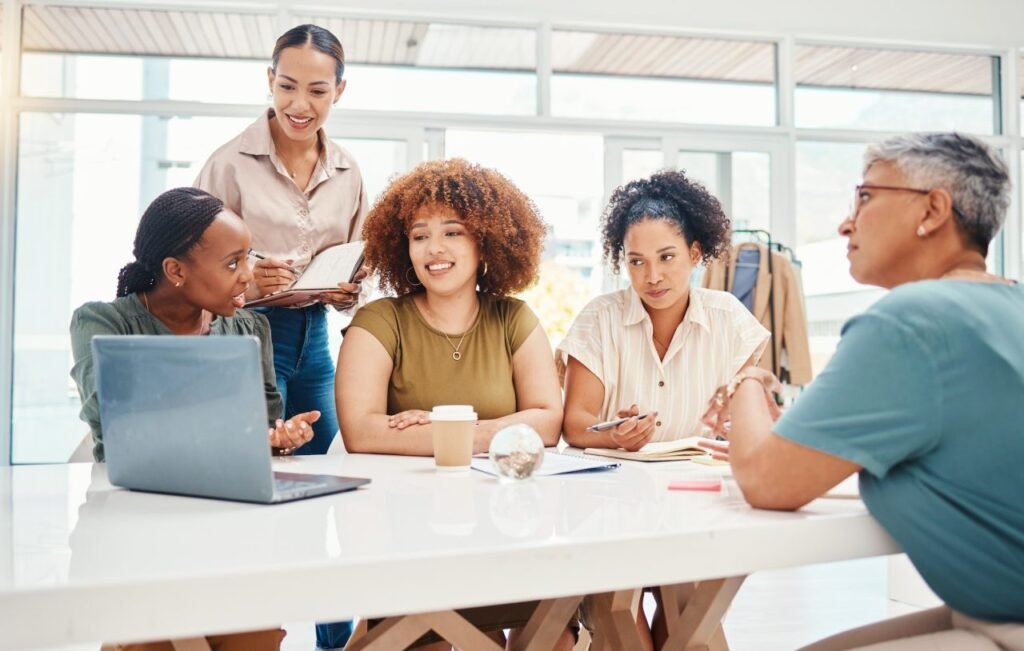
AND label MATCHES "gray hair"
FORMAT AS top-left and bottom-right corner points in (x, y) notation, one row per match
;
(863, 133), (1009, 255)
